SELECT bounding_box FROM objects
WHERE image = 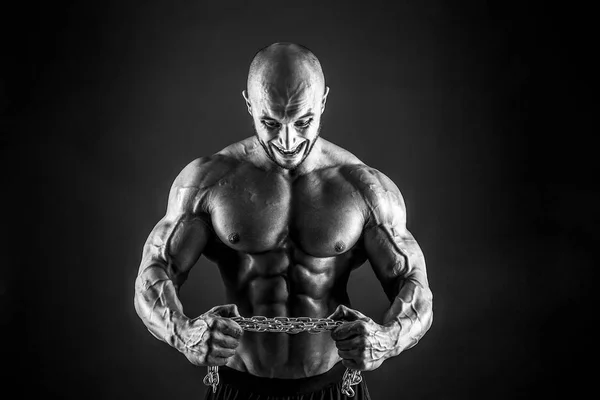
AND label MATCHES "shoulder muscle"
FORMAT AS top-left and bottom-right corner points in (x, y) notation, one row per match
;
(342, 165), (407, 231)
(167, 155), (236, 218)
